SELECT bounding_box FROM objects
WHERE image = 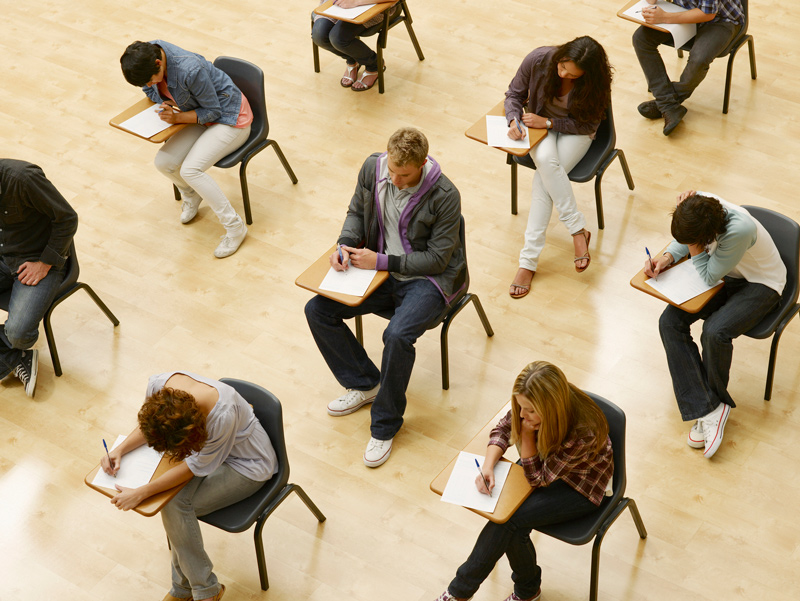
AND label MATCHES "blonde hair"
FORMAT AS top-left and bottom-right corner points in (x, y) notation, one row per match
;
(509, 361), (609, 458)
(387, 127), (429, 167)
